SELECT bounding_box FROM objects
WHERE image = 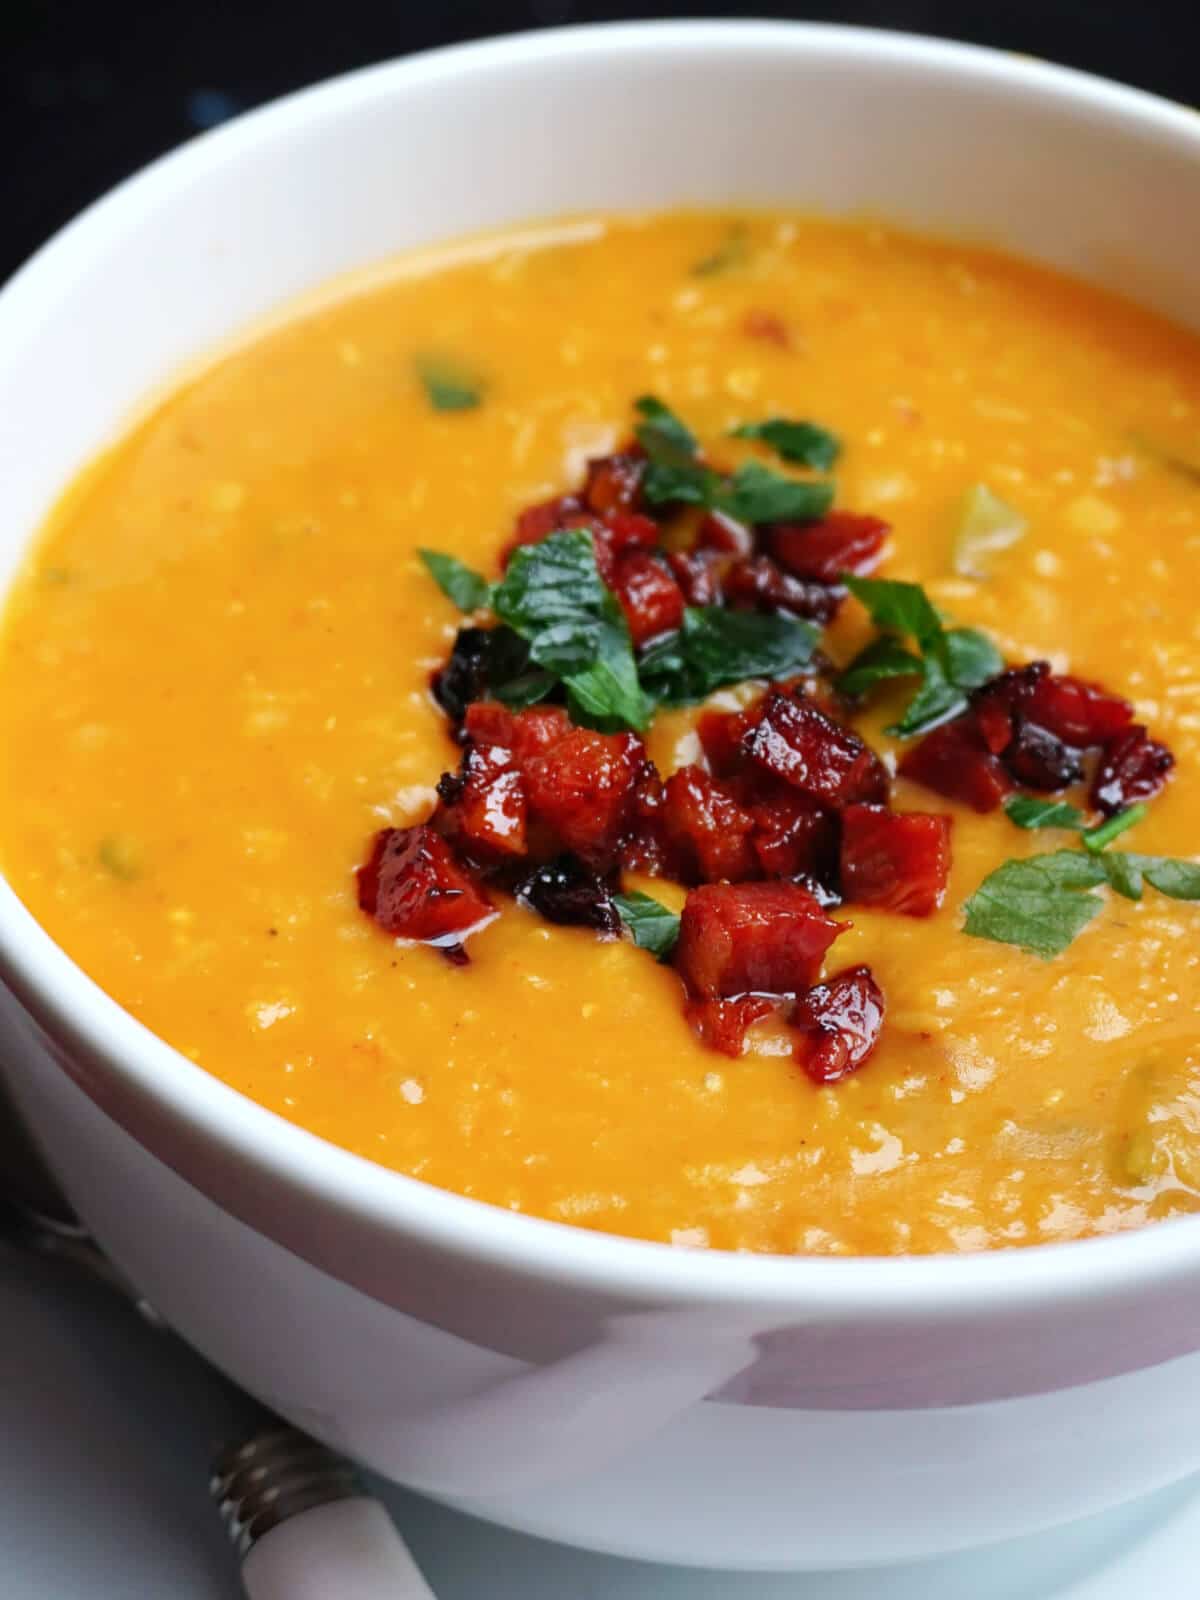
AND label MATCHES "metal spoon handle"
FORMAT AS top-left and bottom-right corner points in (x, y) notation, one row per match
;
(213, 1425), (437, 1600)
